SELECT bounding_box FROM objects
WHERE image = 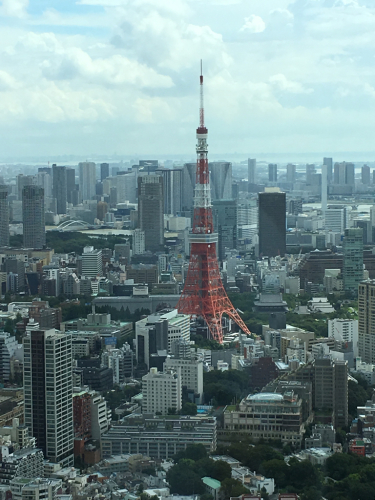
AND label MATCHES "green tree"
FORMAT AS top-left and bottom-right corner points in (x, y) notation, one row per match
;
(181, 402), (197, 415)
(166, 462), (205, 495)
(220, 478), (247, 500)
(174, 444), (207, 462)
